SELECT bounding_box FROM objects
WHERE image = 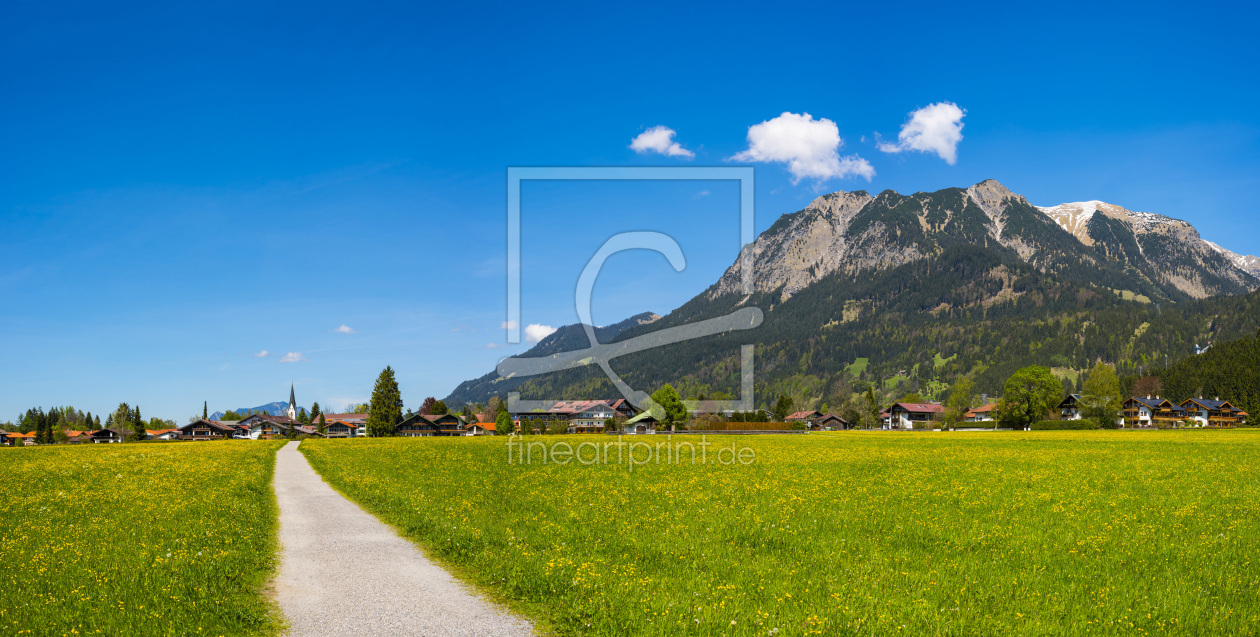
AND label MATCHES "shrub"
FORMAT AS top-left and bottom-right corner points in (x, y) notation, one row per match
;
(1031, 419), (1099, 431)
